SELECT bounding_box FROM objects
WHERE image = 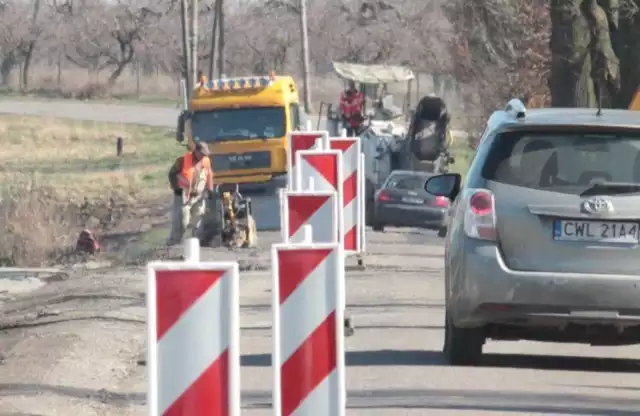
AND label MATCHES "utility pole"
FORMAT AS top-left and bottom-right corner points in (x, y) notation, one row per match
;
(217, 0), (225, 77)
(207, 0), (219, 79)
(299, 0), (312, 112)
(190, 0), (199, 88)
(180, 0), (191, 94)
